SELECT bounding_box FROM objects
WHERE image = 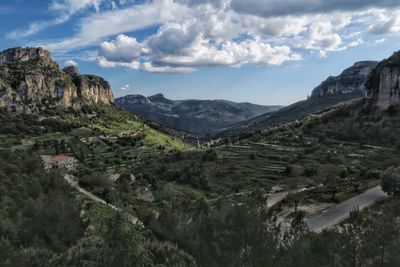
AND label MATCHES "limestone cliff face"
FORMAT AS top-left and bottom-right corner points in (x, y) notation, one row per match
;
(0, 47), (114, 111)
(311, 61), (378, 98)
(0, 47), (57, 68)
(366, 51), (400, 110)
